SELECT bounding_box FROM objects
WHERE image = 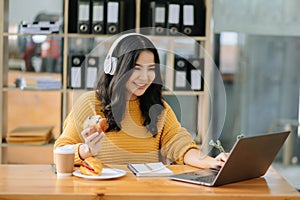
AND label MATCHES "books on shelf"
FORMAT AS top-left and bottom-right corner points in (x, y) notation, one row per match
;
(6, 125), (54, 145)
(127, 162), (173, 177)
(15, 77), (61, 90)
(19, 21), (61, 34)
